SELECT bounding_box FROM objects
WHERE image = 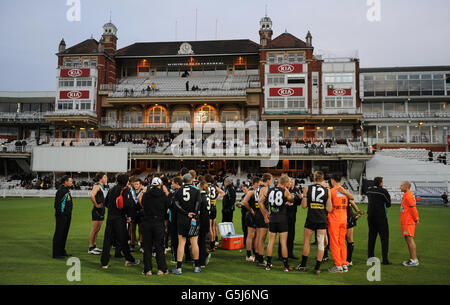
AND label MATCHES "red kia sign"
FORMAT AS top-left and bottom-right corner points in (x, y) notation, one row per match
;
(59, 90), (90, 99)
(269, 64), (303, 74)
(60, 68), (90, 78)
(269, 87), (303, 97)
(328, 88), (352, 96)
